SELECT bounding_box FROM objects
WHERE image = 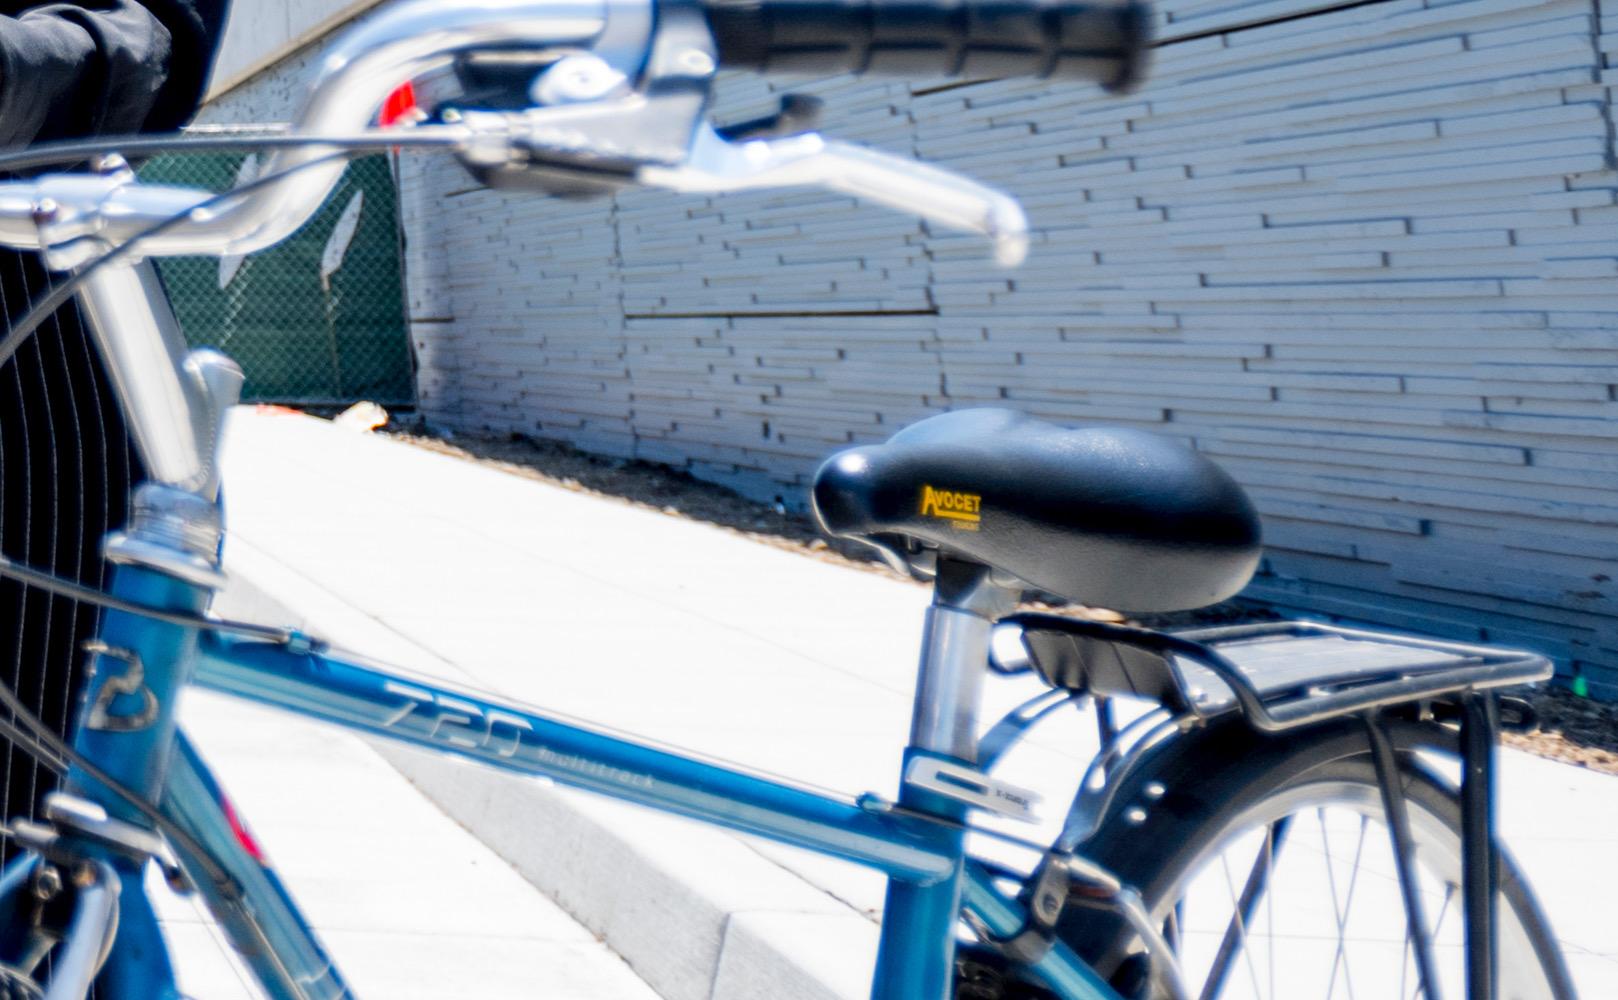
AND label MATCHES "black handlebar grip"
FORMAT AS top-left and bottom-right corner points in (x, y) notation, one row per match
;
(699, 0), (1151, 91)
